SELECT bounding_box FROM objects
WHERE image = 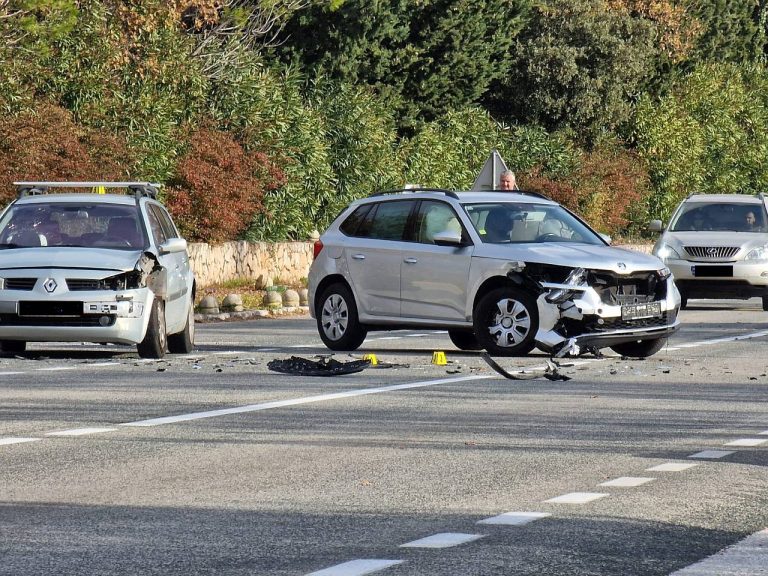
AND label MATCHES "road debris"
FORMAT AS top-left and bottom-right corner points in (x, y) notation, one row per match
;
(268, 355), (371, 376)
(480, 353), (572, 381)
